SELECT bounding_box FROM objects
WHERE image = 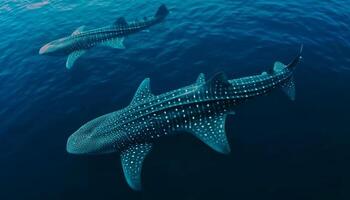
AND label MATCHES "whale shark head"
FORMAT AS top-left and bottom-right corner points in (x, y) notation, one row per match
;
(66, 115), (115, 155)
(39, 37), (71, 55)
